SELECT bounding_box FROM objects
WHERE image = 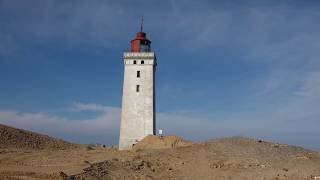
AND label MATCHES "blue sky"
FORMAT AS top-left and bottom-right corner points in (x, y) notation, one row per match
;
(1, 0), (320, 150)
